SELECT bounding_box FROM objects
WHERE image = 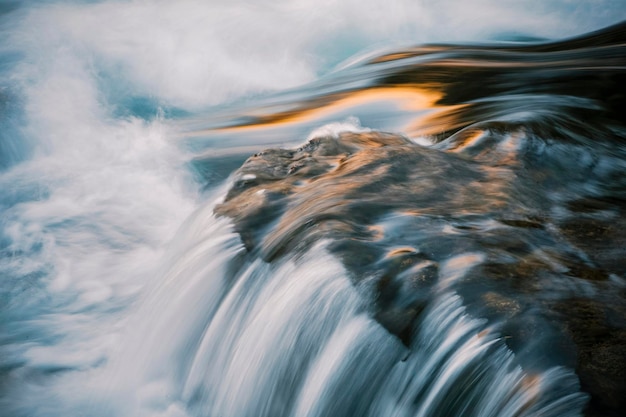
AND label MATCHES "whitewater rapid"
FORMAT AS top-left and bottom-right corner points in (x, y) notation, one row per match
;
(1, 1), (625, 417)
(3, 185), (585, 417)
